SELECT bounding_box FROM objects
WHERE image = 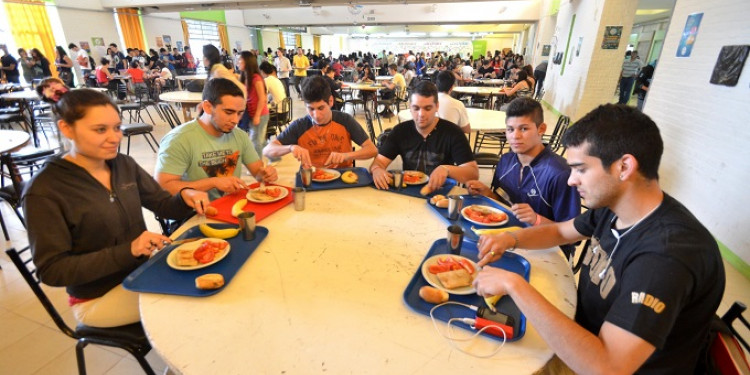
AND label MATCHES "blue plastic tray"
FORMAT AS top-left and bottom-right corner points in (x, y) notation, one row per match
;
(123, 223), (268, 297)
(295, 167), (373, 191)
(428, 194), (527, 242)
(370, 177), (457, 199)
(403, 239), (530, 342)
